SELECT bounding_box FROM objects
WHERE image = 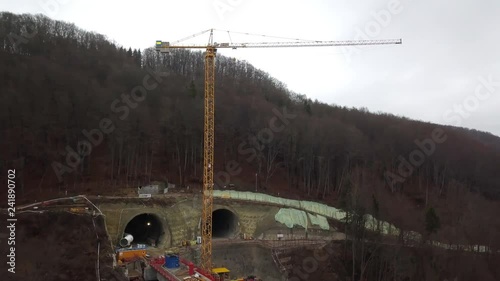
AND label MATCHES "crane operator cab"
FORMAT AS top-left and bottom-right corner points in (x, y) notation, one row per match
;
(155, 40), (171, 53)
